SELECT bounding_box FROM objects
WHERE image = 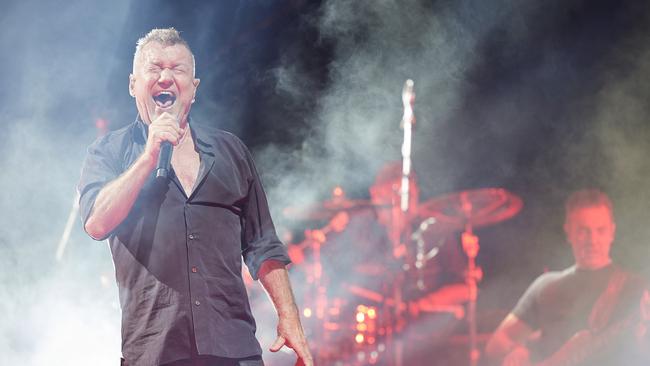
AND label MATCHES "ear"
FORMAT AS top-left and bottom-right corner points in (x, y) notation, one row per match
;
(128, 74), (136, 97)
(563, 221), (570, 241)
(191, 78), (200, 103)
